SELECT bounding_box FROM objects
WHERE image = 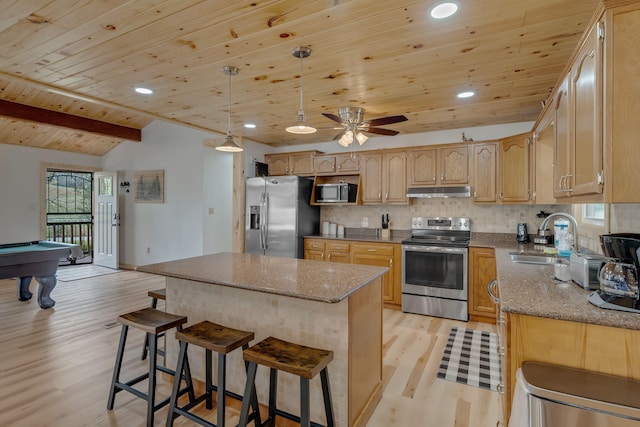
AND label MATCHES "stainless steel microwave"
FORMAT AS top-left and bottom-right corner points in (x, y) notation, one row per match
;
(315, 182), (357, 203)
